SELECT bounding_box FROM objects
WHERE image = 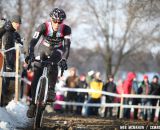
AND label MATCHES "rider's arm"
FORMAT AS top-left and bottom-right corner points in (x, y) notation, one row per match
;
(63, 25), (71, 60)
(29, 23), (46, 54)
